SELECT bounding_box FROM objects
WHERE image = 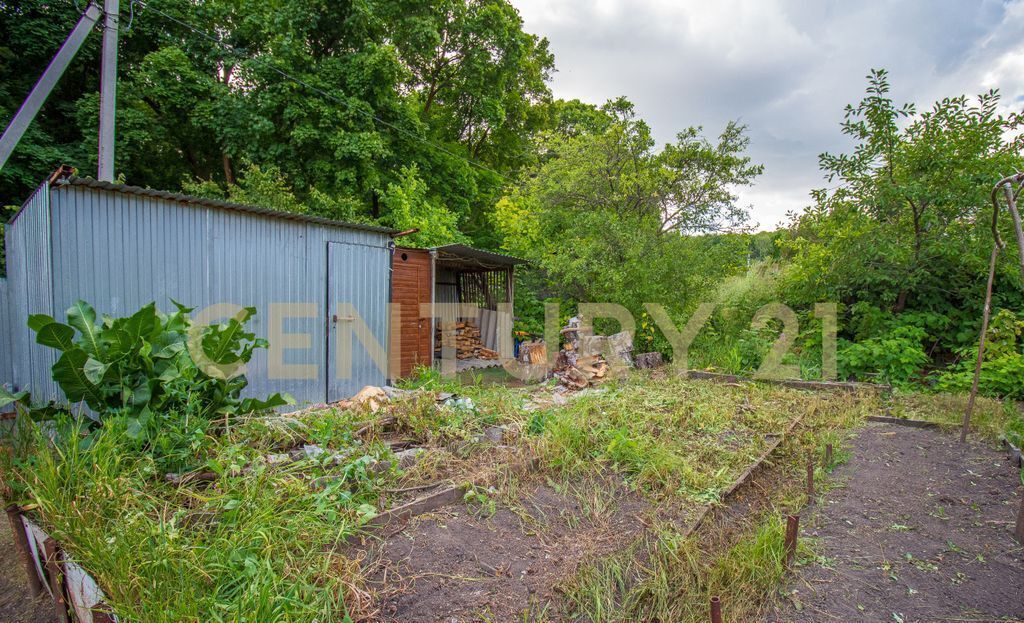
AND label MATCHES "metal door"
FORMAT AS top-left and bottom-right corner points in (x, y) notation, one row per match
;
(326, 241), (389, 401)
